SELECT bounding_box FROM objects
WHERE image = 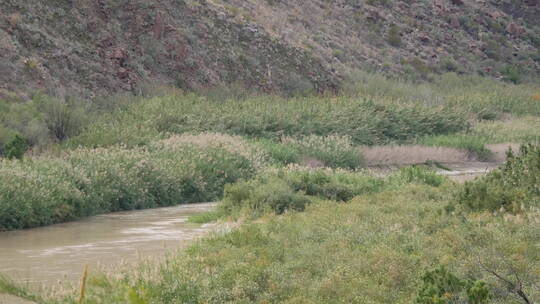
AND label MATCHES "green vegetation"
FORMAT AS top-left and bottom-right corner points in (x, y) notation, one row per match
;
(65, 94), (466, 148)
(0, 73), (538, 231)
(416, 266), (490, 304)
(13, 147), (539, 303)
(0, 94), (126, 157)
(458, 144), (540, 213)
(0, 134), (259, 230)
(219, 166), (443, 218)
(4, 134), (27, 160)
(2, 0), (540, 301)
(0, 70), (539, 303)
(471, 116), (540, 144)
(255, 135), (365, 169)
(387, 25), (402, 47)
(418, 135), (493, 161)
